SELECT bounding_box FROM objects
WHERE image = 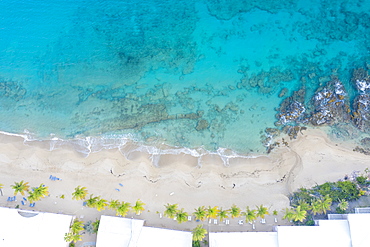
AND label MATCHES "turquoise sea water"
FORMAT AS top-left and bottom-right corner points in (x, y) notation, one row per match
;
(0, 0), (369, 158)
